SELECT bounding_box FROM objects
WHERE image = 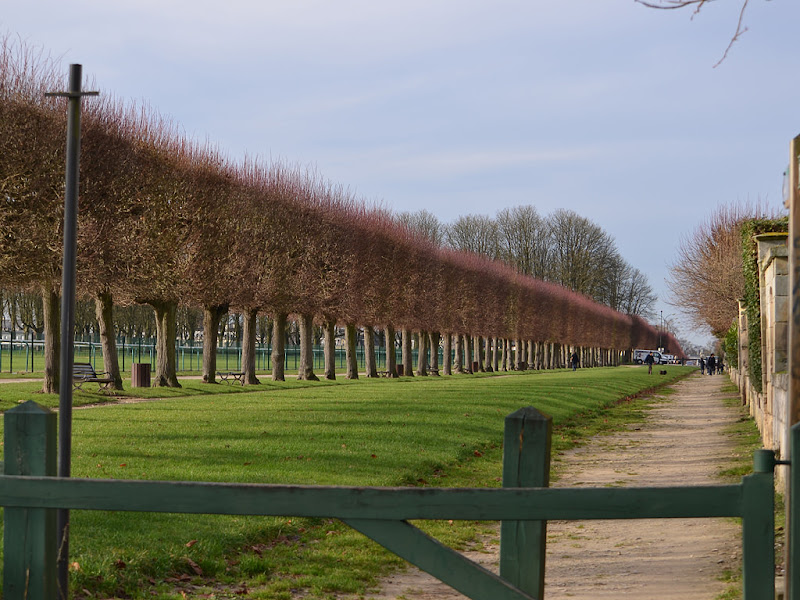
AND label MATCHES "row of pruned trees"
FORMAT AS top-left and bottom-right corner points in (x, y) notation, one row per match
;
(398, 206), (658, 318)
(0, 38), (681, 392)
